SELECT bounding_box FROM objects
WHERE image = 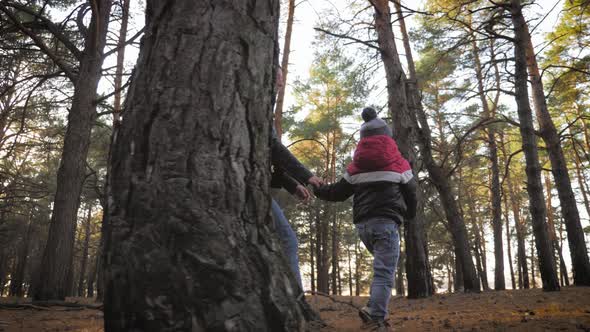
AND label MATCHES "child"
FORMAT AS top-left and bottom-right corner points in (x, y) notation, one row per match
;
(314, 107), (417, 331)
